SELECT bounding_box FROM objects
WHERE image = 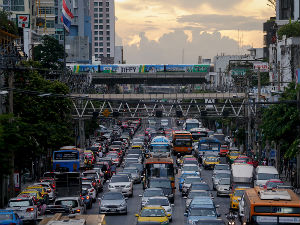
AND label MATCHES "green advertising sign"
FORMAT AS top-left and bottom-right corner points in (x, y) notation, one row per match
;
(231, 68), (247, 76)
